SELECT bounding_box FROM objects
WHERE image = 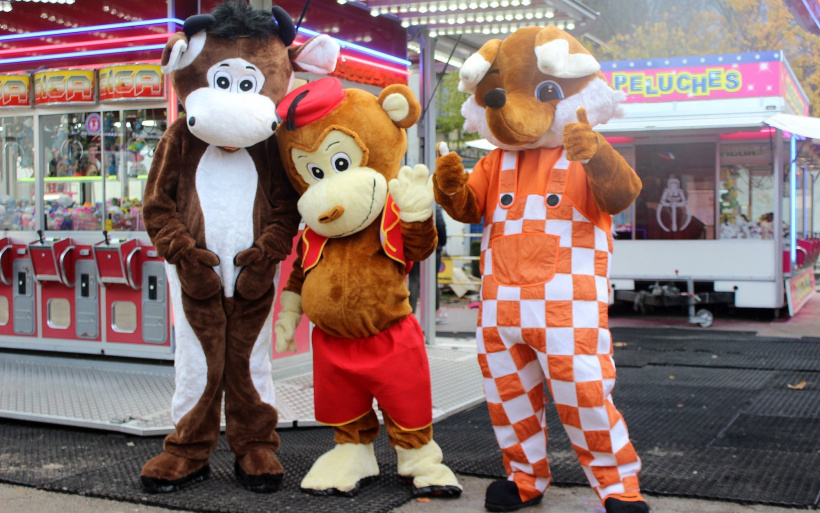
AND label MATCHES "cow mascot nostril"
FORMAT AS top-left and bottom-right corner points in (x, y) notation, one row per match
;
(140, 0), (339, 495)
(435, 25), (651, 513)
